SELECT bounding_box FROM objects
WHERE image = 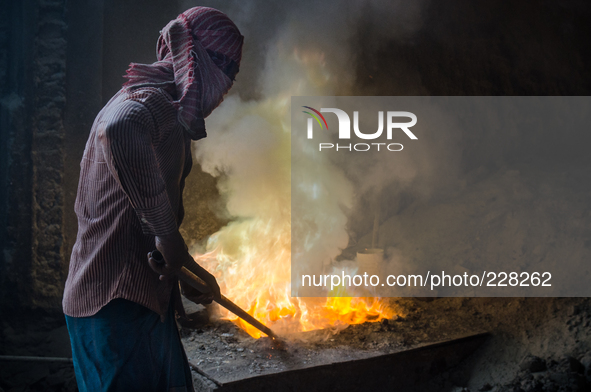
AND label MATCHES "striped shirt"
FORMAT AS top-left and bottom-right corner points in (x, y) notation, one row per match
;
(63, 86), (192, 318)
